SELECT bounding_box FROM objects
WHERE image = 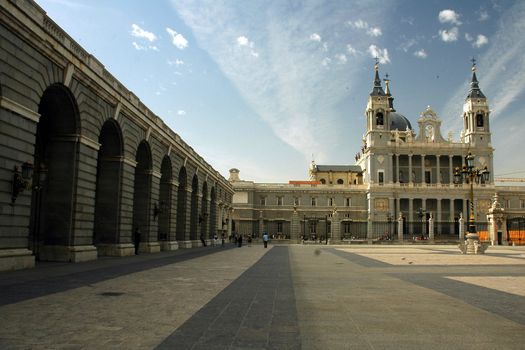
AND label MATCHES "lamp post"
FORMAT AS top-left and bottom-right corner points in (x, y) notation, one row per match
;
(454, 152), (490, 254)
(416, 208), (426, 240)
